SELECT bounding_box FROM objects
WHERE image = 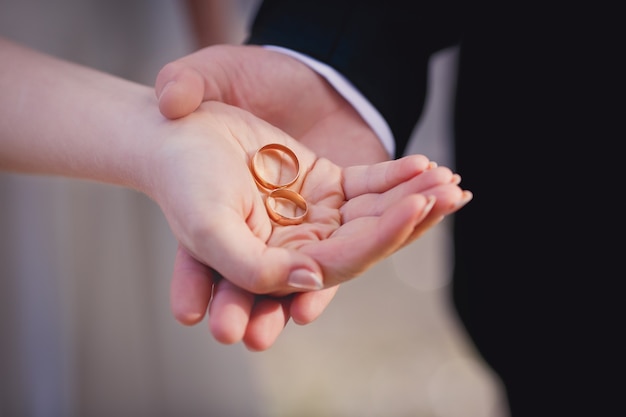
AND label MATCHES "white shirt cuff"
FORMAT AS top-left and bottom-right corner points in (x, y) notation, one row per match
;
(263, 45), (395, 158)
